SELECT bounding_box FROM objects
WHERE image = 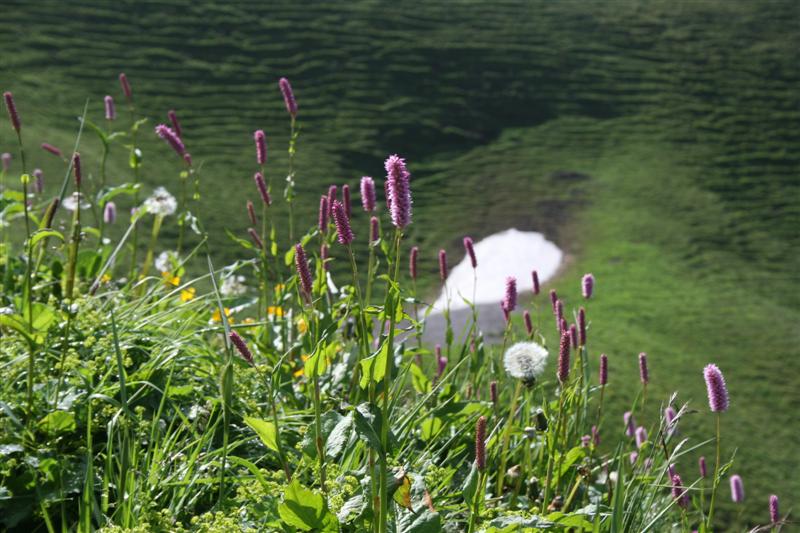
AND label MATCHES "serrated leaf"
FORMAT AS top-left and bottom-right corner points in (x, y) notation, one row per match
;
(353, 403), (382, 453)
(337, 494), (367, 524)
(325, 413), (353, 459)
